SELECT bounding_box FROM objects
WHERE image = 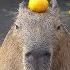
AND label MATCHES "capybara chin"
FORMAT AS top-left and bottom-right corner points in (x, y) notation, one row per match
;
(0, 0), (70, 70)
